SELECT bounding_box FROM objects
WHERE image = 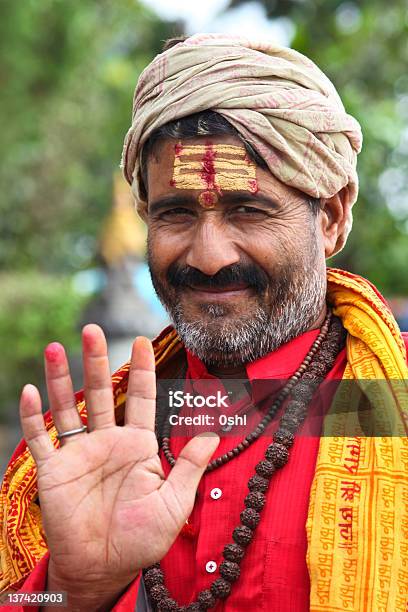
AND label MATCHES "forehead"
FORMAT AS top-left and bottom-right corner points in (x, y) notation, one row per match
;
(146, 134), (301, 204)
(150, 133), (245, 163)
